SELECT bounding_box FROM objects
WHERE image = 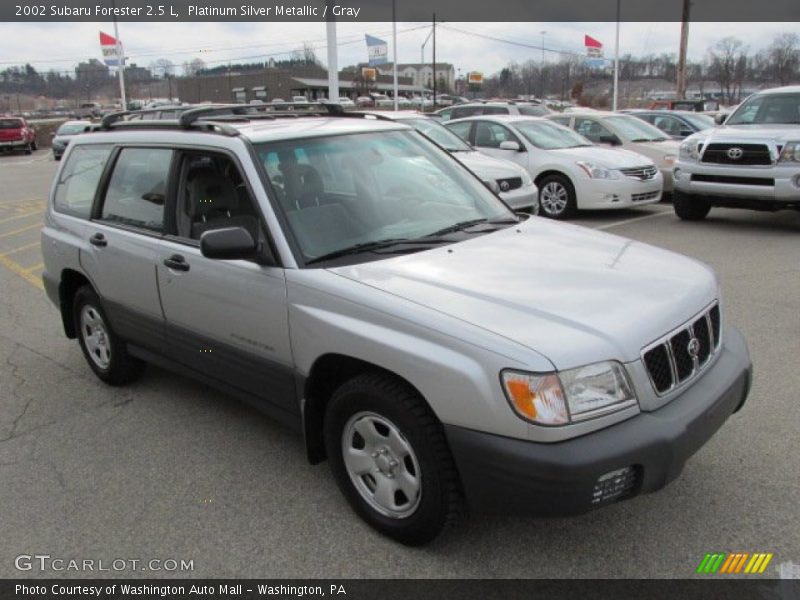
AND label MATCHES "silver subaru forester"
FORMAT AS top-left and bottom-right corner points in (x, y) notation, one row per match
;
(41, 106), (752, 545)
